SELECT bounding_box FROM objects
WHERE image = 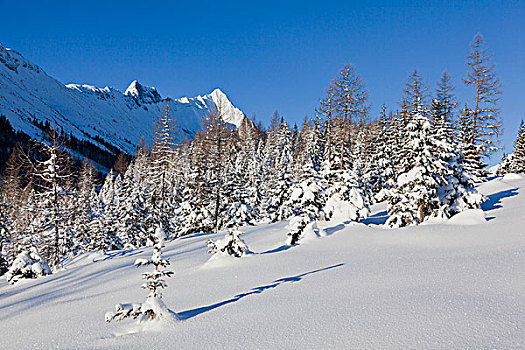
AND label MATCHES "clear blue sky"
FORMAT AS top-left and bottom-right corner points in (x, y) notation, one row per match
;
(1, 0), (523, 164)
